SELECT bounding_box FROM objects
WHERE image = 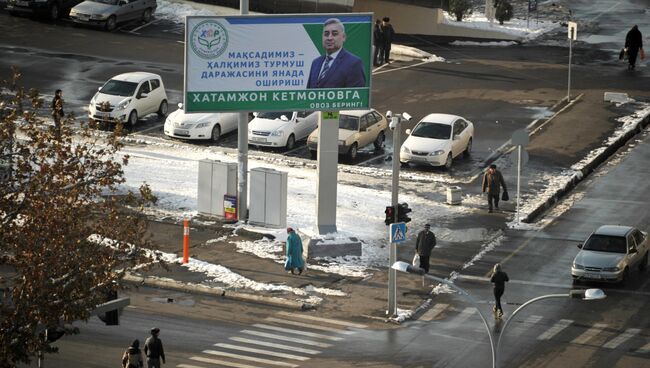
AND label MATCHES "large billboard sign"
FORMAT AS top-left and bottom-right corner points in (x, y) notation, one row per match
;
(184, 14), (372, 113)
